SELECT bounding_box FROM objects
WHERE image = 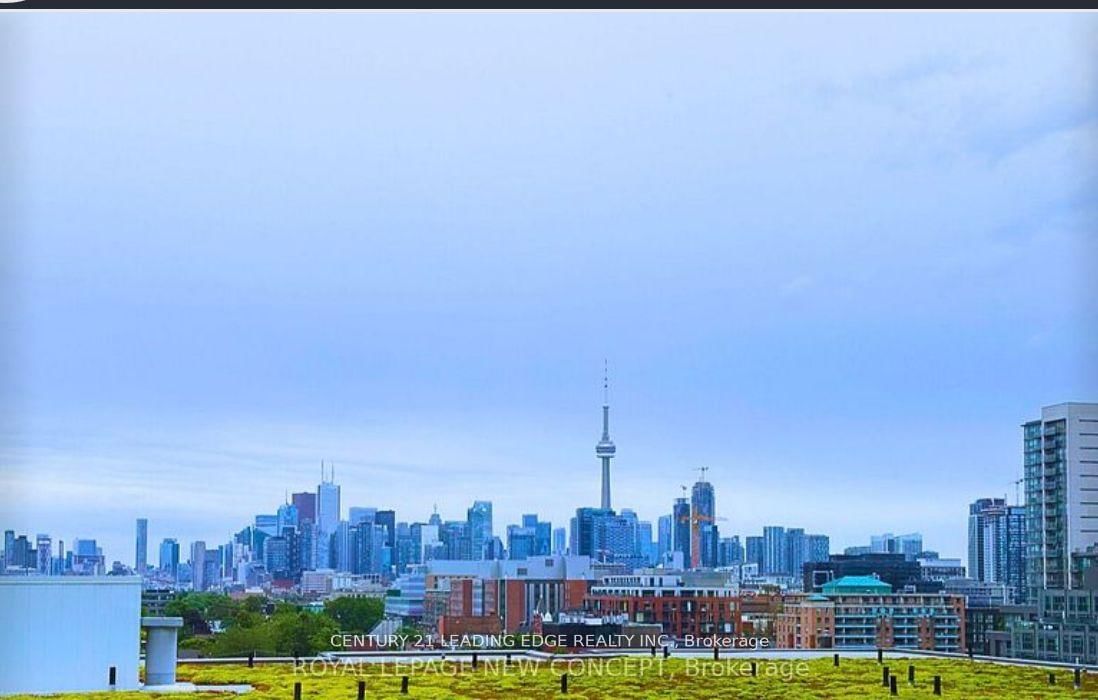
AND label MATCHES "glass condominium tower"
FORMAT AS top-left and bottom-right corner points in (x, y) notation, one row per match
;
(1023, 402), (1098, 602)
